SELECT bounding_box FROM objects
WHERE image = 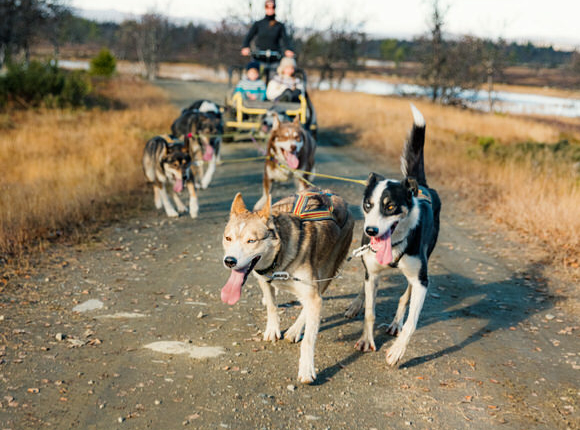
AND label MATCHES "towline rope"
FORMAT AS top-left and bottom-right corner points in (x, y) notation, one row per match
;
(273, 159), (368, 187)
